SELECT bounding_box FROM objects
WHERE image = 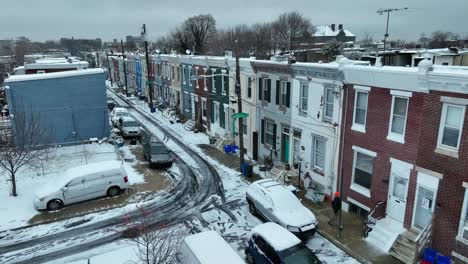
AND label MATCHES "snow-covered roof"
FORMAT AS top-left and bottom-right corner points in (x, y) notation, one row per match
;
(314, 25), (355, 37)
(183, 231), (245, 264)
(5, 68), (104, 83)
(252, 222), (301, 251)
(25, 59), (89, 70)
